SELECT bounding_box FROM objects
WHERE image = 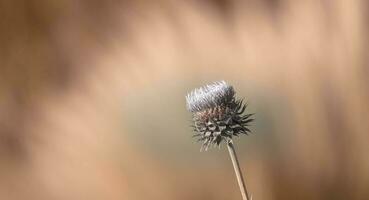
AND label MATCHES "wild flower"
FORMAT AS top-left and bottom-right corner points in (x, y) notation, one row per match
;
(186, 81), (254, 200)
(186, 81), (253, 150)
